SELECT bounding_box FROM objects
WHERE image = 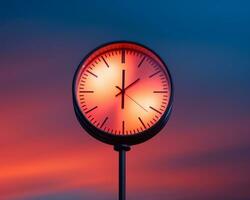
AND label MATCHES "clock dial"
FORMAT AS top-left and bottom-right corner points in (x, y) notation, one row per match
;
(74, 42), (172, 138)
